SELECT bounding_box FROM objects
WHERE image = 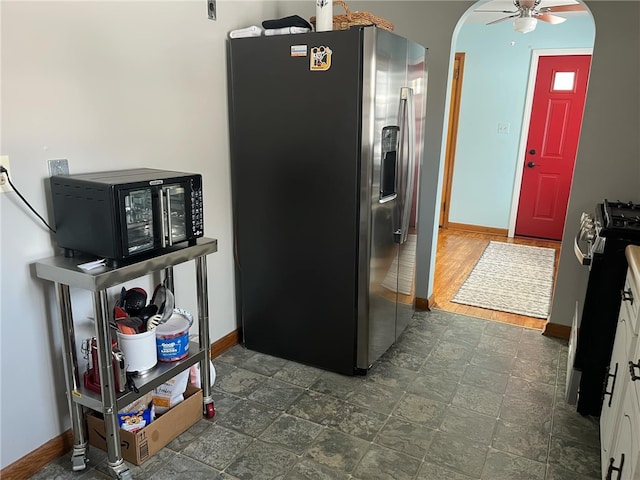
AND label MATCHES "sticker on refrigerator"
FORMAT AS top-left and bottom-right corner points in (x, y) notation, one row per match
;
(310, 46), (332, 71)
(291, 45), (308, 57)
